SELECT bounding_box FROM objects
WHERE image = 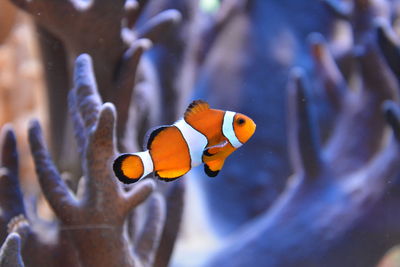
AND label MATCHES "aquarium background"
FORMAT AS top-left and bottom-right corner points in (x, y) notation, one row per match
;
(1, 0), (400, 266)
